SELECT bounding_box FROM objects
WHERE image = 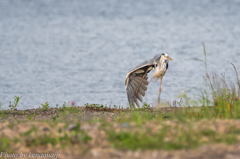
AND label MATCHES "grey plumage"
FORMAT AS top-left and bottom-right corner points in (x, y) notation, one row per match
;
(125, 53), (172, 108)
